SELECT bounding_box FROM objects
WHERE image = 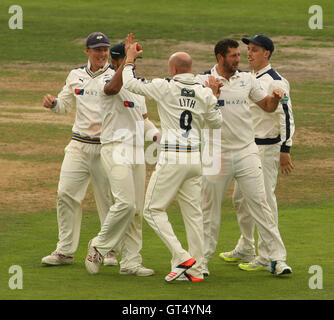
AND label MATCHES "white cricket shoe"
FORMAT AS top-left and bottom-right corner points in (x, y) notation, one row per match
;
(85, 240), (103, 275)
(41, 251), (73, 265)
(104, 250), (118, 266)
(120, 265), (155, 277)
(271, 261), (292, 275)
